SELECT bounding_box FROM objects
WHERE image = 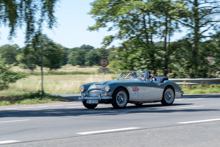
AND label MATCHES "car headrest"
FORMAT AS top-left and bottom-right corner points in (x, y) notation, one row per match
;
(155, 76), (168, 83)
